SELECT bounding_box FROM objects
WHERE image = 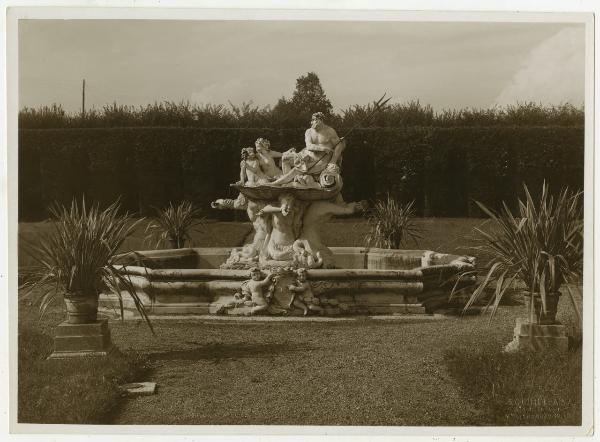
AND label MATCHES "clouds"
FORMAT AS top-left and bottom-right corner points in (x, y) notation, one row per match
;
(19, 20), (586, 112)
(494, 27), (585, 107)
(191, 78), (251, 106)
